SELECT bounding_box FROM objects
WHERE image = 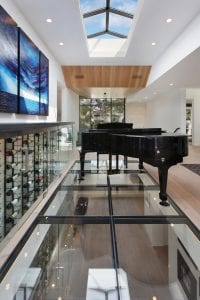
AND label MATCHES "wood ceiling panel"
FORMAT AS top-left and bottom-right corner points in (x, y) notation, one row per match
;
(62, 66), (151, 97)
